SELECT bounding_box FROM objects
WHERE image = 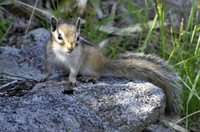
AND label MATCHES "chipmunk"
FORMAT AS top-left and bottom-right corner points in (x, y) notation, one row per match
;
(41, 16), (182, 116)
